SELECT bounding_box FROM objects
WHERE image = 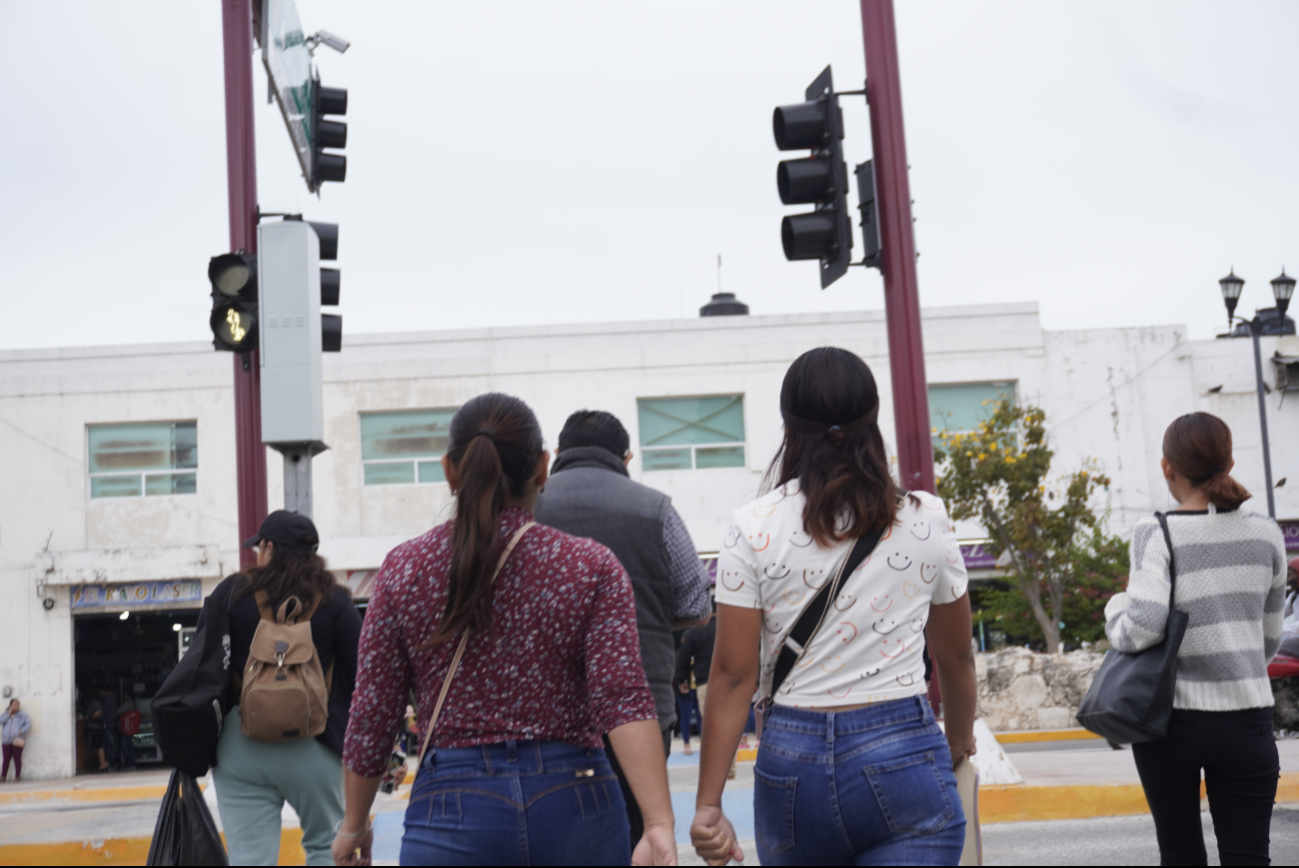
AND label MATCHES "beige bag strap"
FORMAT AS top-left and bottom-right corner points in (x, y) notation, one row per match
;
(416, 521), (536, 767)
